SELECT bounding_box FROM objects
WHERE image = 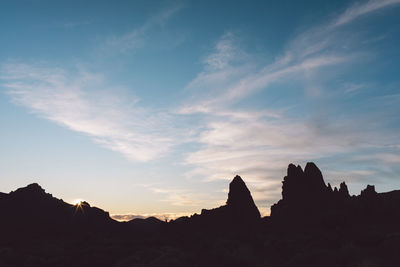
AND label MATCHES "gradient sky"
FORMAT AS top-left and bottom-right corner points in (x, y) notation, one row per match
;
(1, 0), (400, 219)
